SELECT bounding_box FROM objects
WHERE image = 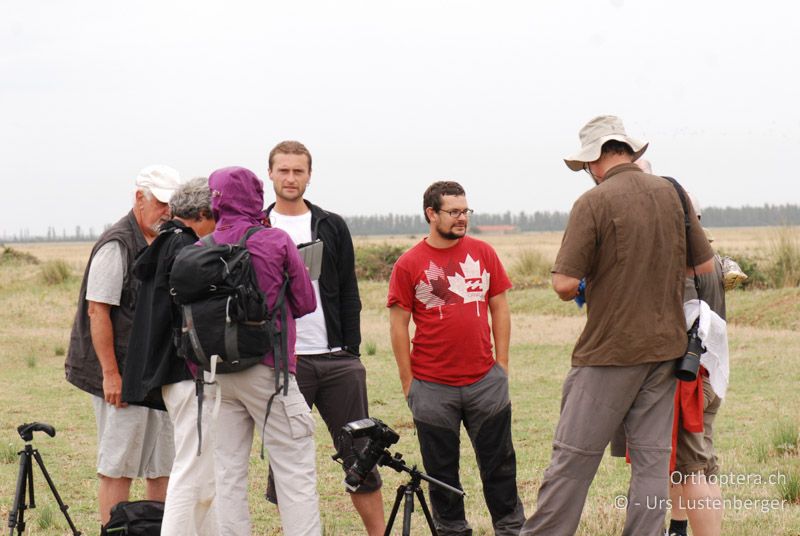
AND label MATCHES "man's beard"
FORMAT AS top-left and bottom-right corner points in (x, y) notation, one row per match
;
(436, 224), (466, 241)
(149, 217), (169, 234)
